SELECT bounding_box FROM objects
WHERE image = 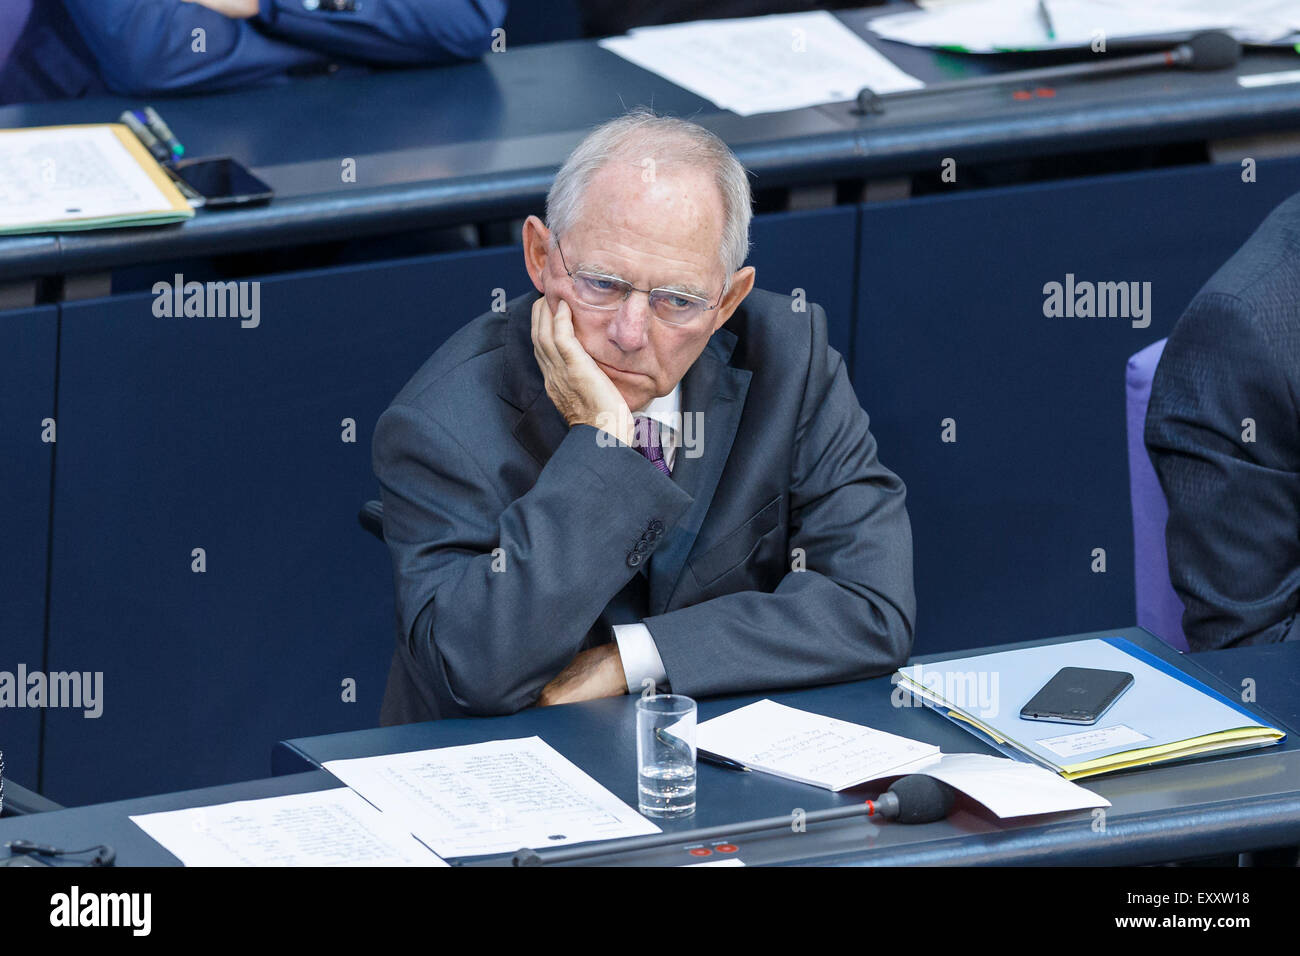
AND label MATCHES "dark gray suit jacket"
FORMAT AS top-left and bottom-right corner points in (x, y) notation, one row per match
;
(374, 288), (915, 723)
(1146, 191), (1300, 651)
